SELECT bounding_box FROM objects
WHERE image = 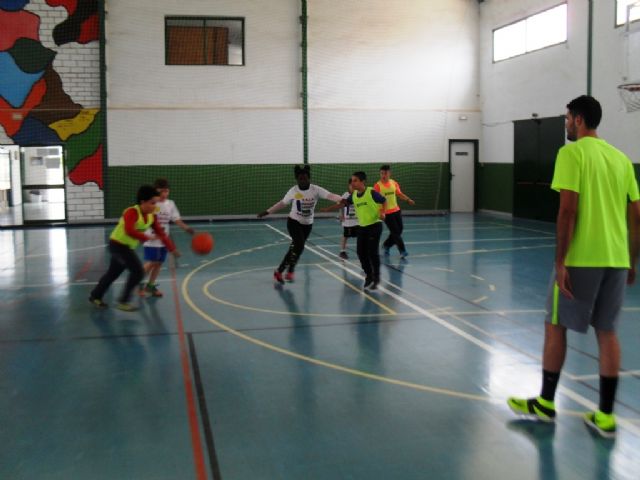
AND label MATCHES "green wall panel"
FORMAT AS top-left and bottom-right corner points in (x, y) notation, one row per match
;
(106, 163), (449, 218)
(477, 163), (513, 213)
